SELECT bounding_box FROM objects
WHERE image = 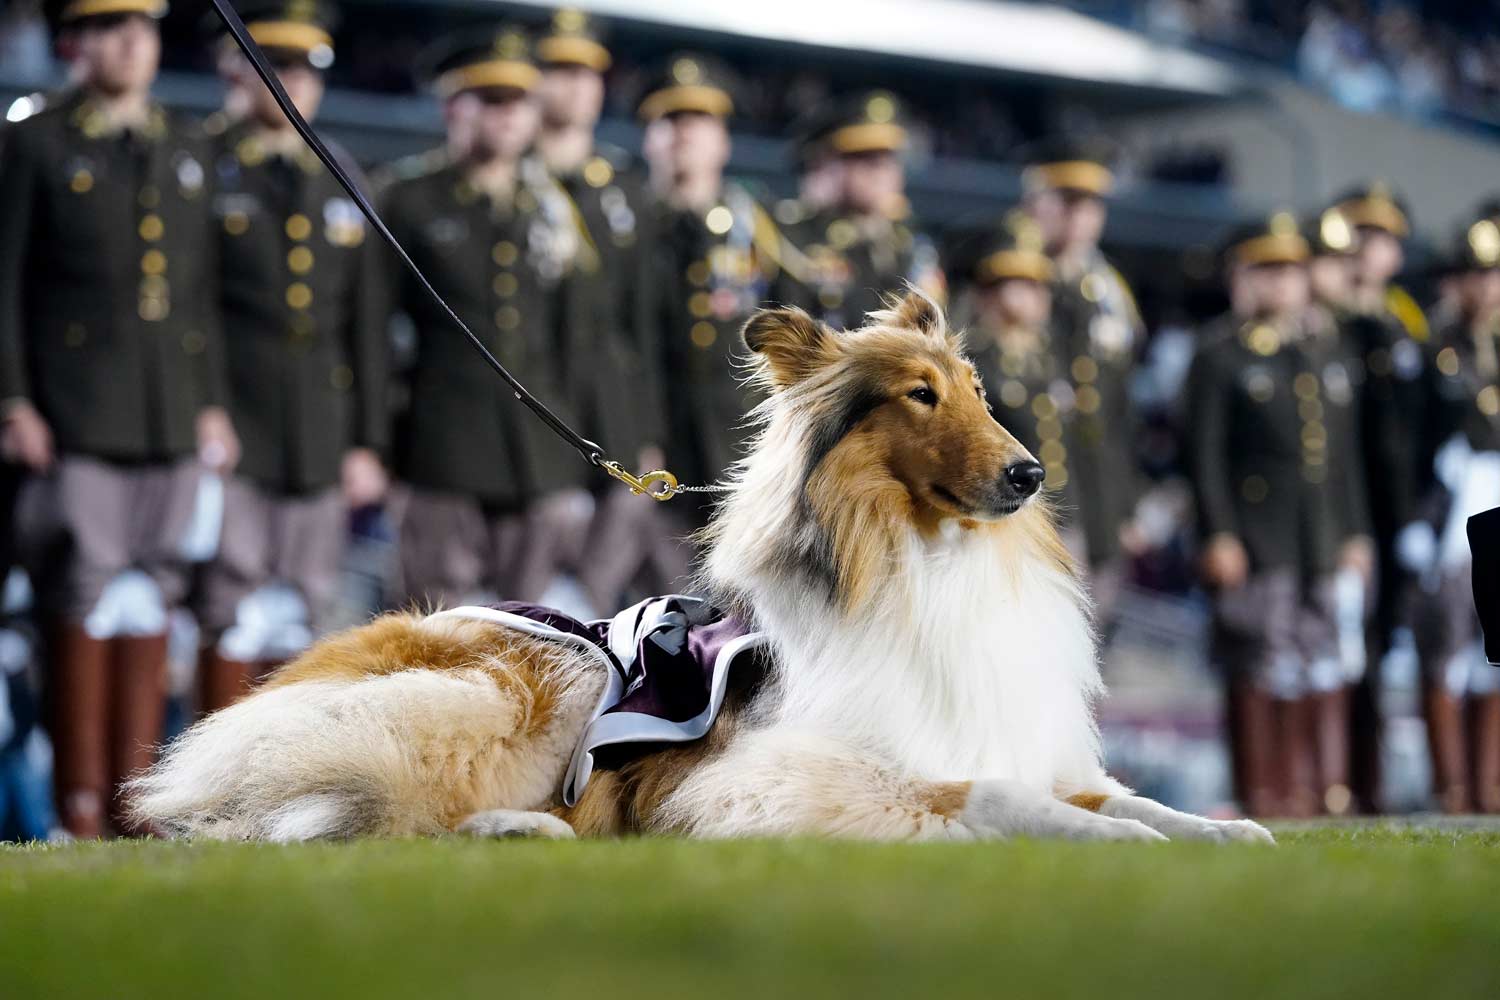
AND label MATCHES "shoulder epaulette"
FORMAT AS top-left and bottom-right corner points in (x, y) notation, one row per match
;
(1385, 285), (1429, 341)
(748, 200), (815, 284)
(1107, 262), (1143, 326)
